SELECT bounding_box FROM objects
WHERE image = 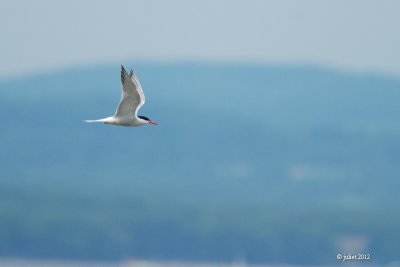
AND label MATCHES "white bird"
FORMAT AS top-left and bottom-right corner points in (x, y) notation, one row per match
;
(85, 65), (157, 127)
